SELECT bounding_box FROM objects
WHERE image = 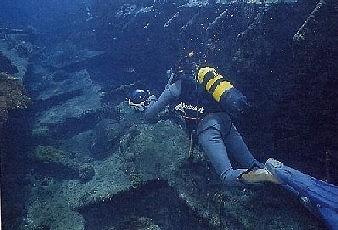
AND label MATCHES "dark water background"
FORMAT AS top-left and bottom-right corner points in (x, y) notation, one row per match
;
(1, 0), (337, 229)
